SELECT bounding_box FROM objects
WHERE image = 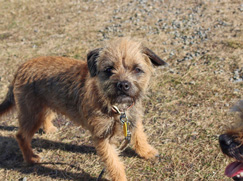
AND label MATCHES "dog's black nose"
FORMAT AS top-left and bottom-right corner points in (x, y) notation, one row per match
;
(117, 81), (131, 92)
(219, 134), (233, 147)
